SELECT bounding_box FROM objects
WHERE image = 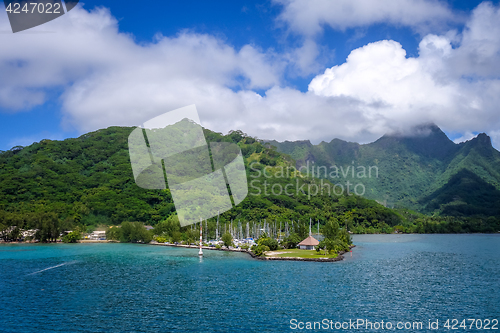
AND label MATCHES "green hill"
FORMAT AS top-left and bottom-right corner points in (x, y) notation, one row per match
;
(422, 169), (500, 217)
(267, 124), (500, 216)
(0, 126), (408, 240)
(1, 124), (499, 241)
